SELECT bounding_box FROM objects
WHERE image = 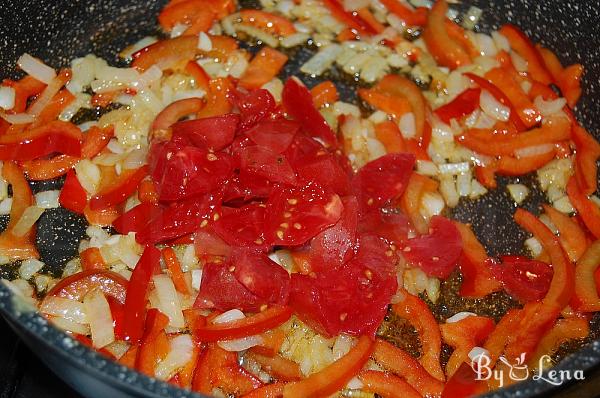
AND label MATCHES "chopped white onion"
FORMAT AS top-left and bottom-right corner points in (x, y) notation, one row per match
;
(398, 112), (416, 139)
(420, 192), (445, 218)
(214, 309), (245, 324)
(218, 334), (263, 352)
(27, 73), (65, 117)
(416, 160), (439, 176)
(17, 53), (56, 84)
(12, 206), (44, 237)
(40, 296), (87, 324)
(135, 65), (163, 89)
(281, 32), (309, 48)
(198, 32), (213, 51)
(119, 36), (159, 62)
(0, 86), (16, 110)
(50, 316), (90, 335)
(122, 148), (148, 170)
(525, 237), (543, 258)
(0, 112), (35, 124)
(300, 45), (342, 76)
(491, 31), (510, 52)
(514, 143), (554, 158)
(104, 341), (130, 359)
(553, 196), (575, 214)
(170, 23), (190, 38)
(475, 33), (497, 57)
(191, 269), (203, 291)
(236, 24), (279, 47)
(19, 258), (44, 280)
(346, 376), (364, 390)
(447, 312), (477, 323)
(84, 289), (115, 348)
(468, 346), (491, 363)
(510, 51), (528, 73)
(74, 159), (101, 194)
(153, 274), (186, 328)
(479, 89), (510, 122)
(35, 190), (60, 209)
(155, 334), (195, 380)
(438, 162), (470, 175)
(534, 96), (567, 117)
